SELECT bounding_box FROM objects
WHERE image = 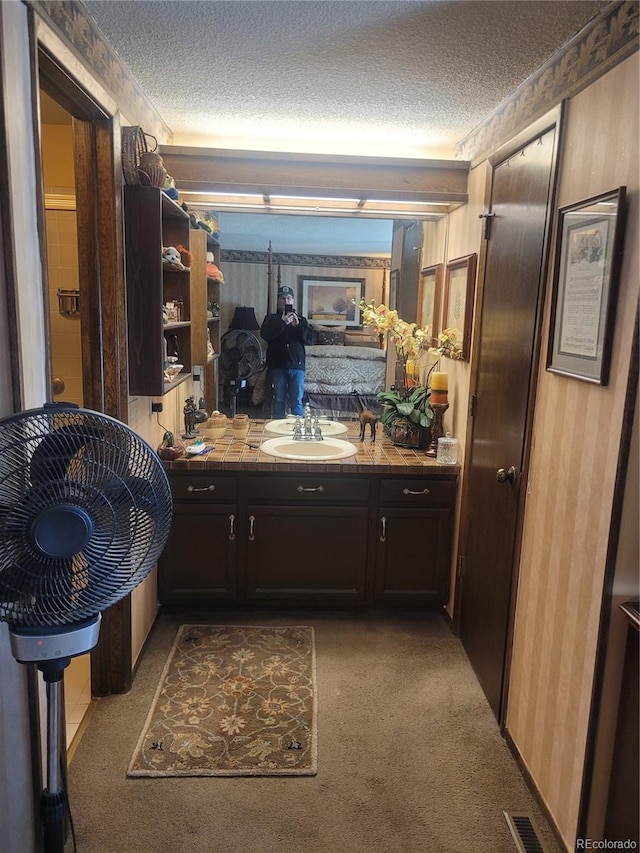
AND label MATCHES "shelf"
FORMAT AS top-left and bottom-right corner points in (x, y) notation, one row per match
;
(163, 371), (191, 393)
(164, 321), (191, 330)
(207, 316), (220, 324)
(125, 186), (193, 396)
